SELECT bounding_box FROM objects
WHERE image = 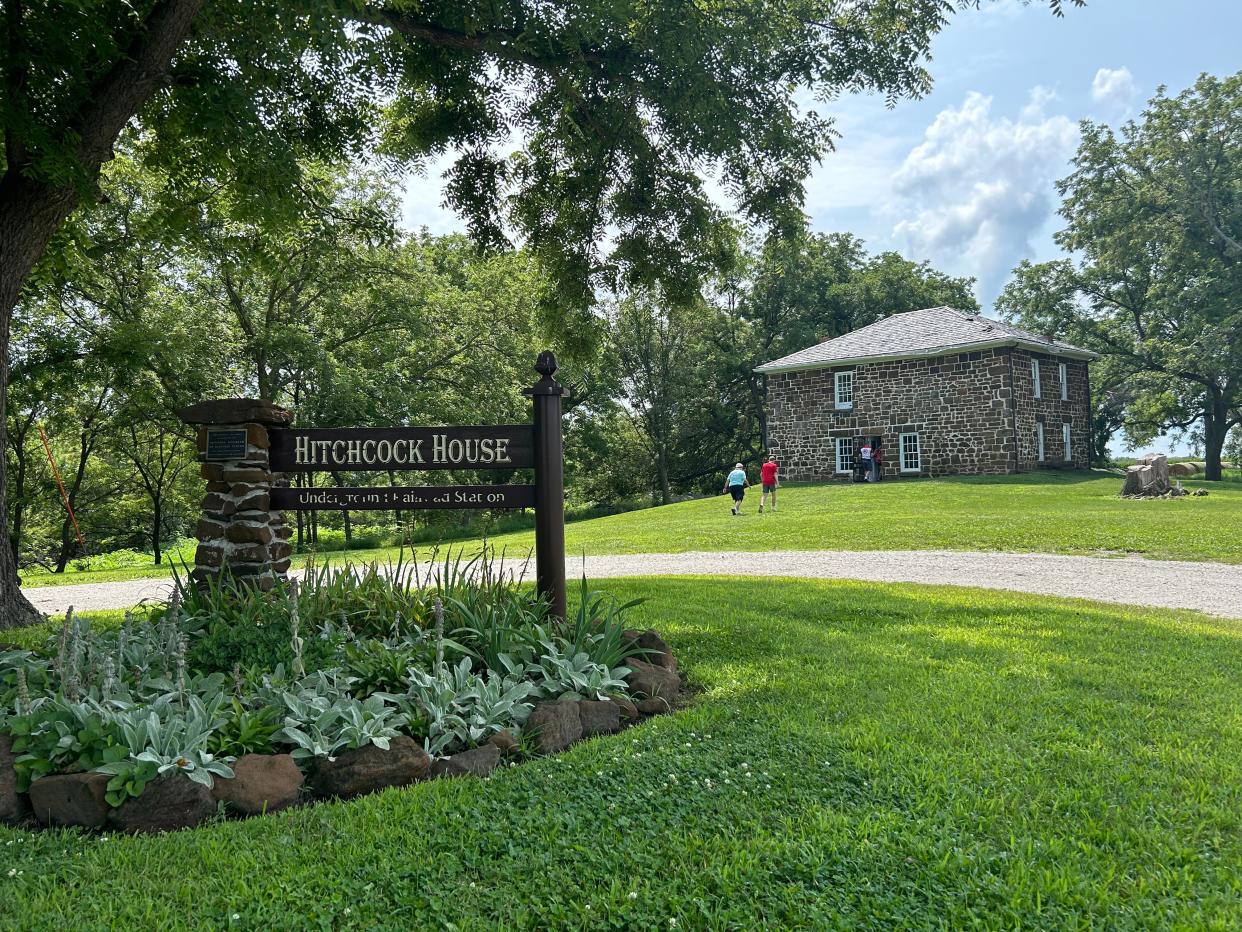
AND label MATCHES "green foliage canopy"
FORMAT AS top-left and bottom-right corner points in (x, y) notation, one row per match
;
(999, 72), (1242, 477)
